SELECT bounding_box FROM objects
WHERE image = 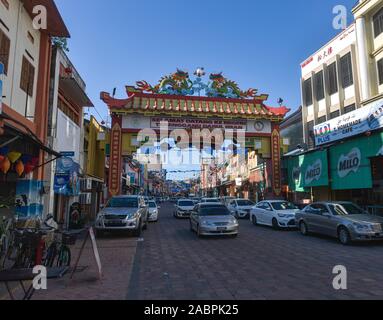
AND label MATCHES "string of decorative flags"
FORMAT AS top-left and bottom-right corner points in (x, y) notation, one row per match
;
(0, 146), (39, 176)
